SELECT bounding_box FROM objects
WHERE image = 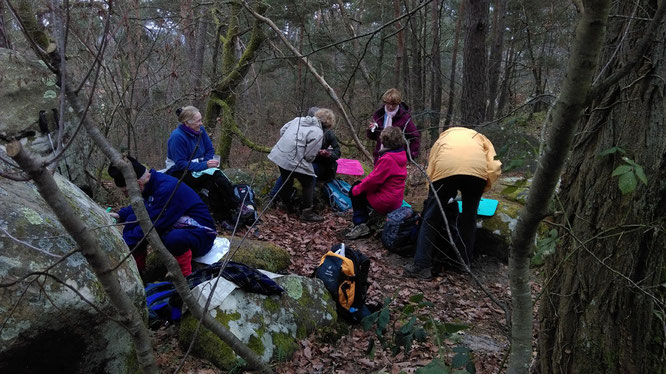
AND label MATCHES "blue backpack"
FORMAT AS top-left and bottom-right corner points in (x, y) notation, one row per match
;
(323, 179), (352, 212)
(145, 281), (182, 328)
(381, 206), (421, 256)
